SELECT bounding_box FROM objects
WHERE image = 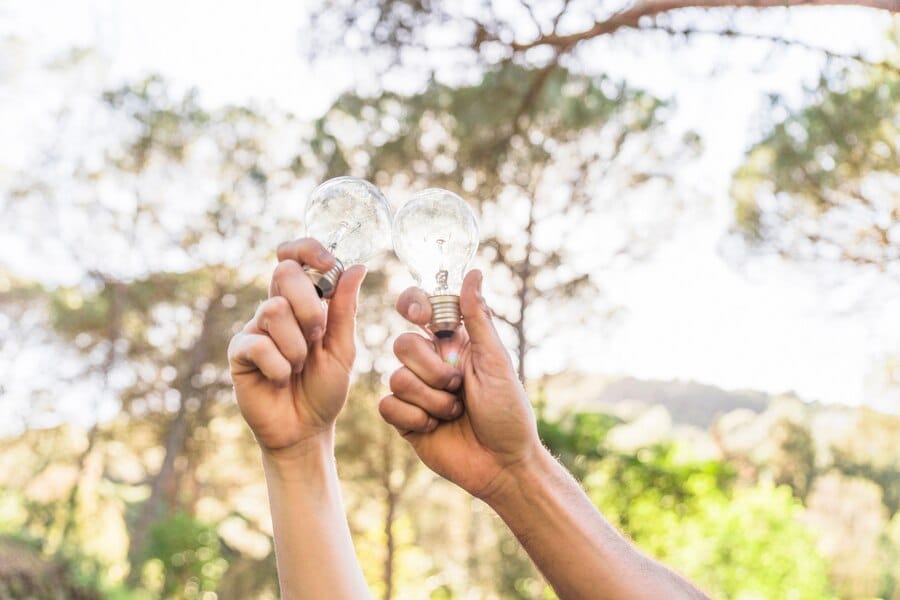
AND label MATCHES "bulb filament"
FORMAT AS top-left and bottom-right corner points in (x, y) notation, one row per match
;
(434, 237), (449, 294)
(327, 221), (361, 253)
